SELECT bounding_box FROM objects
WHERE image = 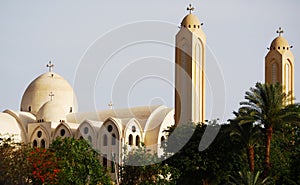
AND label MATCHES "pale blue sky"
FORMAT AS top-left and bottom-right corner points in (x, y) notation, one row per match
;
(0, 0), (299, 122)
